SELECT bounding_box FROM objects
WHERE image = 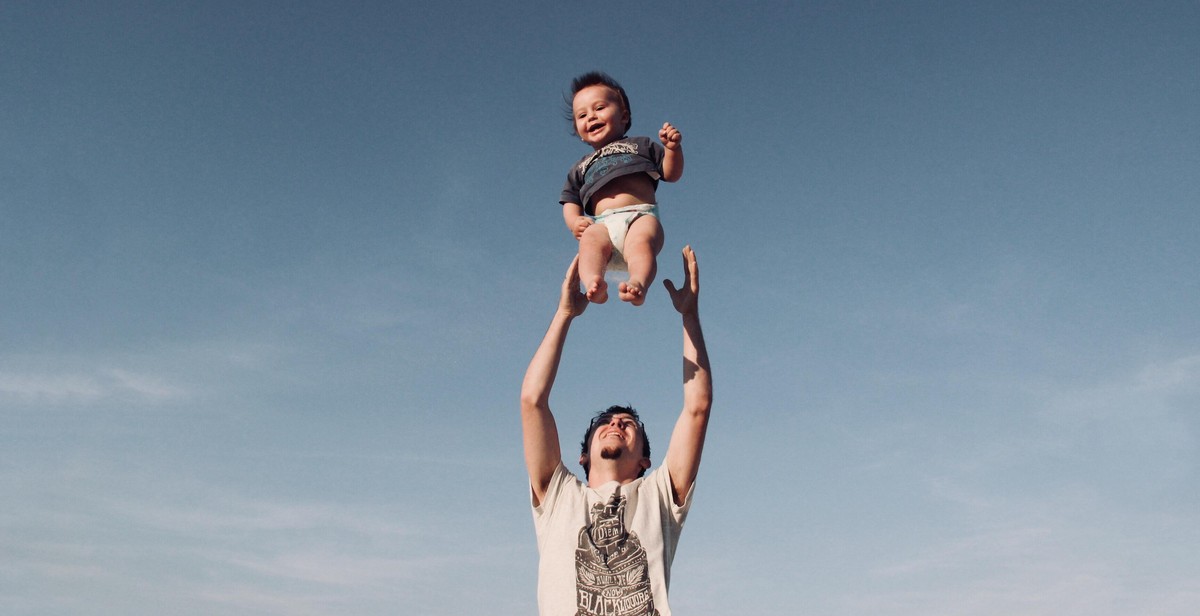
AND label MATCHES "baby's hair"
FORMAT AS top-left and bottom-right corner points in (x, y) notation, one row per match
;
(563, 71), (632, 136)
